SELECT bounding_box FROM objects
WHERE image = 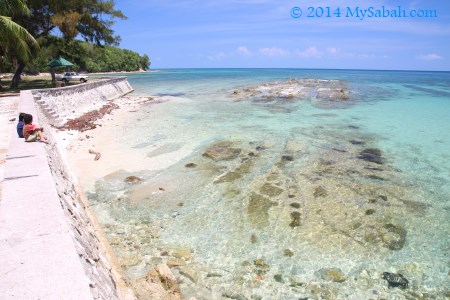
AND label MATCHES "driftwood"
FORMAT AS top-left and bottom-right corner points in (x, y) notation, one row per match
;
(88, 149), (101, 161)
